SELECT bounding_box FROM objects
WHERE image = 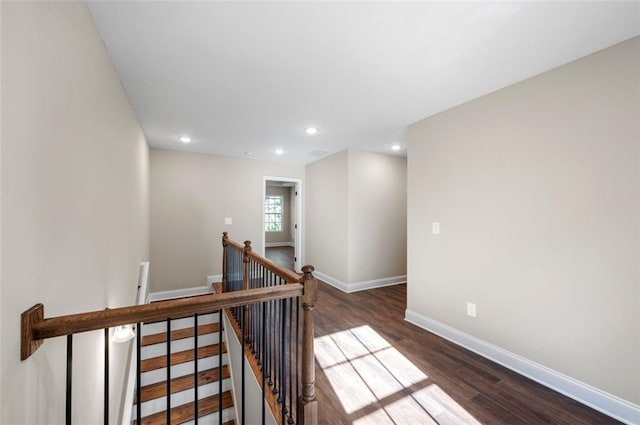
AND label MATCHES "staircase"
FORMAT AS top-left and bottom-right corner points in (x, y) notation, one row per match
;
(19, 233), (318, 425)
(133, 313), (236, 425)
